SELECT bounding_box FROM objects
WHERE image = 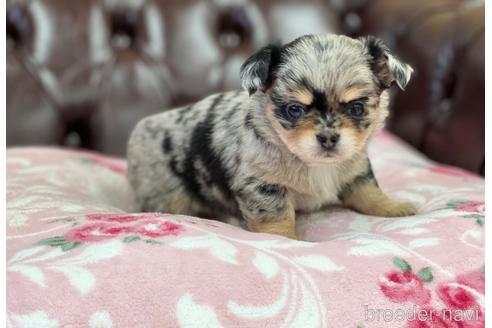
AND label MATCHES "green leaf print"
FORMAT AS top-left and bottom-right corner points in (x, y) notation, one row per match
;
(393, 257), (412, 272)
(417, 267), (433, 282)
(37, 236), (69, 247)
(123, 235), (141, 243)
(61, 242), (81, 252)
